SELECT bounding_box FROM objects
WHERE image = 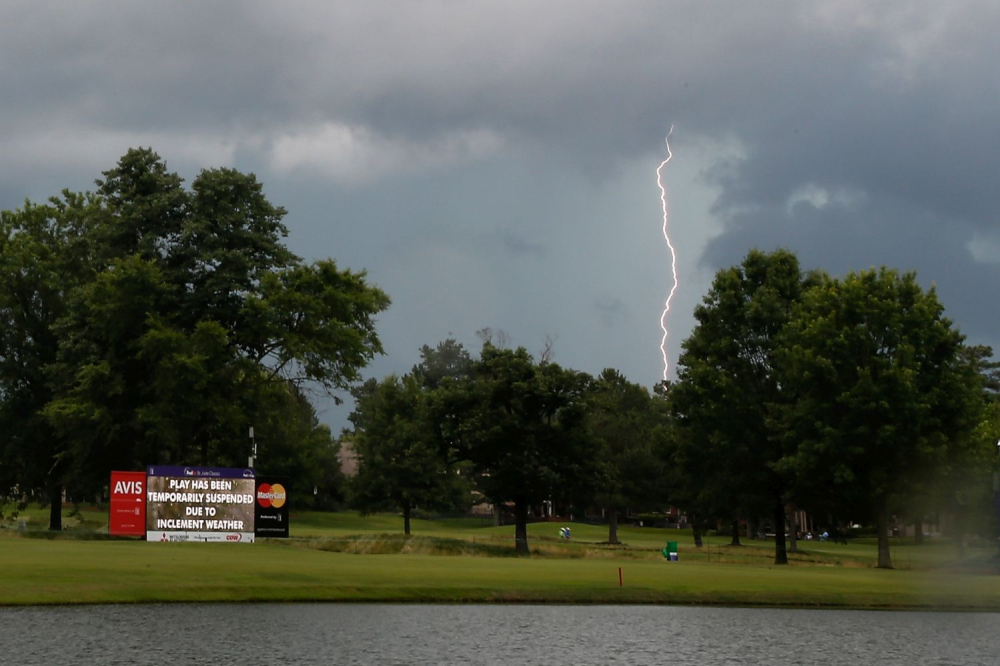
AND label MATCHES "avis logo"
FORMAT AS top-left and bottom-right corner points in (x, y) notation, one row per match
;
(113, 480), (143, 494)
(226, 534), (242, 542)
